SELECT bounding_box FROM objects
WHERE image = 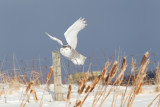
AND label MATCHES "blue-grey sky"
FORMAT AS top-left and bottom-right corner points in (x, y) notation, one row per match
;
(0, 0), (160, 64)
